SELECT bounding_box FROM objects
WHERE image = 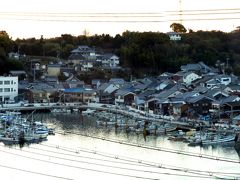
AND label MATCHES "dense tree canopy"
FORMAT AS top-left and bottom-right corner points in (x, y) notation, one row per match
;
(2, 28), (240, 76)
